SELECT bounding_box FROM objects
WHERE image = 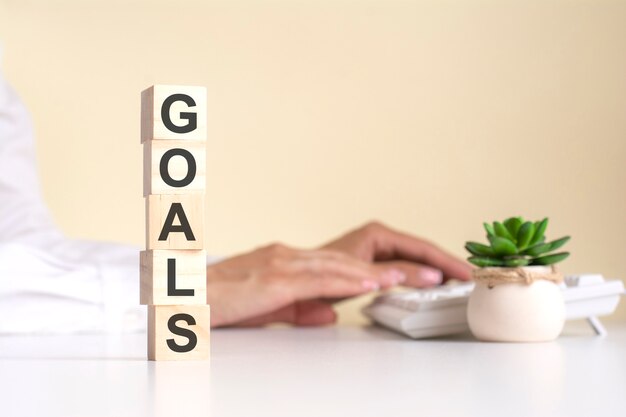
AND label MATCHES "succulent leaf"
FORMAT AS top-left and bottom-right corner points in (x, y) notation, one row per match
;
(468, 256), (505, 267)
(466, 217), (569, 268)
(530, 252), (570, 265)
(523, 242), (552, 257)
(504, 217), (523, 238)
(548, 236), (570, 252)
(483, 222), (495, 237)
(503, 257), (530, 267)
(516, 221), (535, 250)
(465, 242), (495, 256)
(488, 235), (518, 256)
(529, 218), (548, 246)
(493, 222), (516, 243)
